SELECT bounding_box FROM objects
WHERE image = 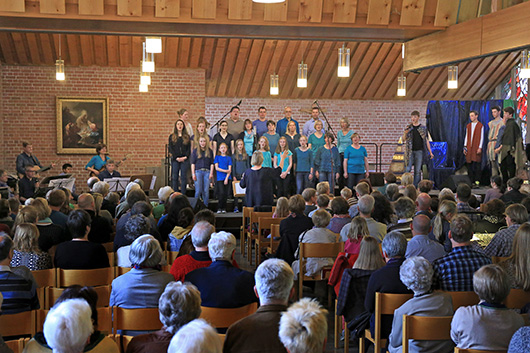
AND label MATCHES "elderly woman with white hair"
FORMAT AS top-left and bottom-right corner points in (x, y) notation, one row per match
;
(153, 186), (174, 220)
(115, 182), (142, 219)
(388, 256), (454, 353)
(126, 281), (202, 353)
(168, 319), (222, 353)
